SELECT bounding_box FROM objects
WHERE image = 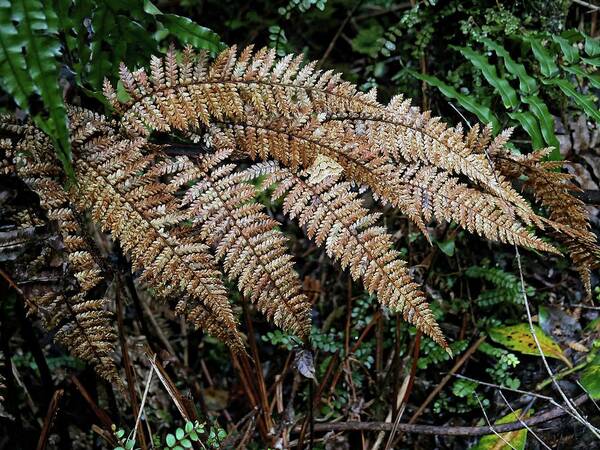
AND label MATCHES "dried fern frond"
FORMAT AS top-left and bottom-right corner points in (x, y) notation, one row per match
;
(105, 46), (534, 218)
(492, 148), (600, 297)
(0, 123), (120, 383)
(242, 157), (448, 349)
(105, 46), (564, 256)
(71, 130), (244, 352)
(210, 119), (557, 254)
(151, 140), (312, 337)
